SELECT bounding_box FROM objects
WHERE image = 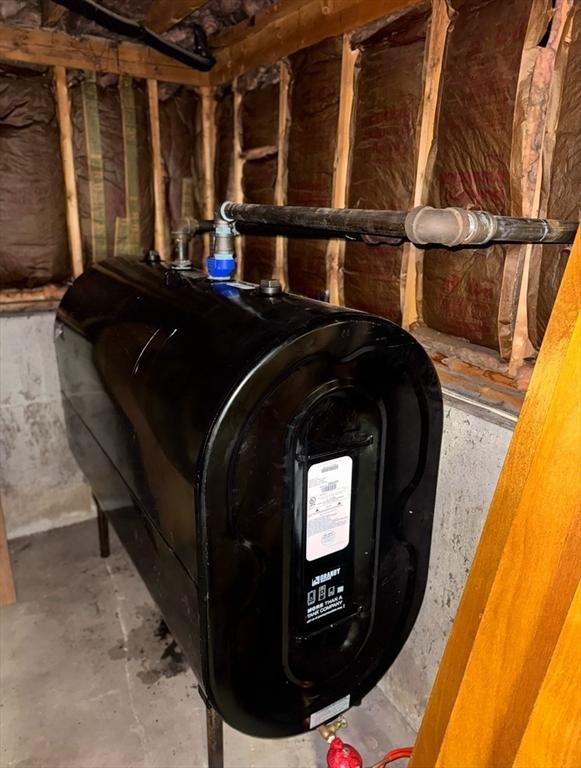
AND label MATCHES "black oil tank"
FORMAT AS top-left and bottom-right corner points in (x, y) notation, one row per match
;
(55, 257), (442, 738)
